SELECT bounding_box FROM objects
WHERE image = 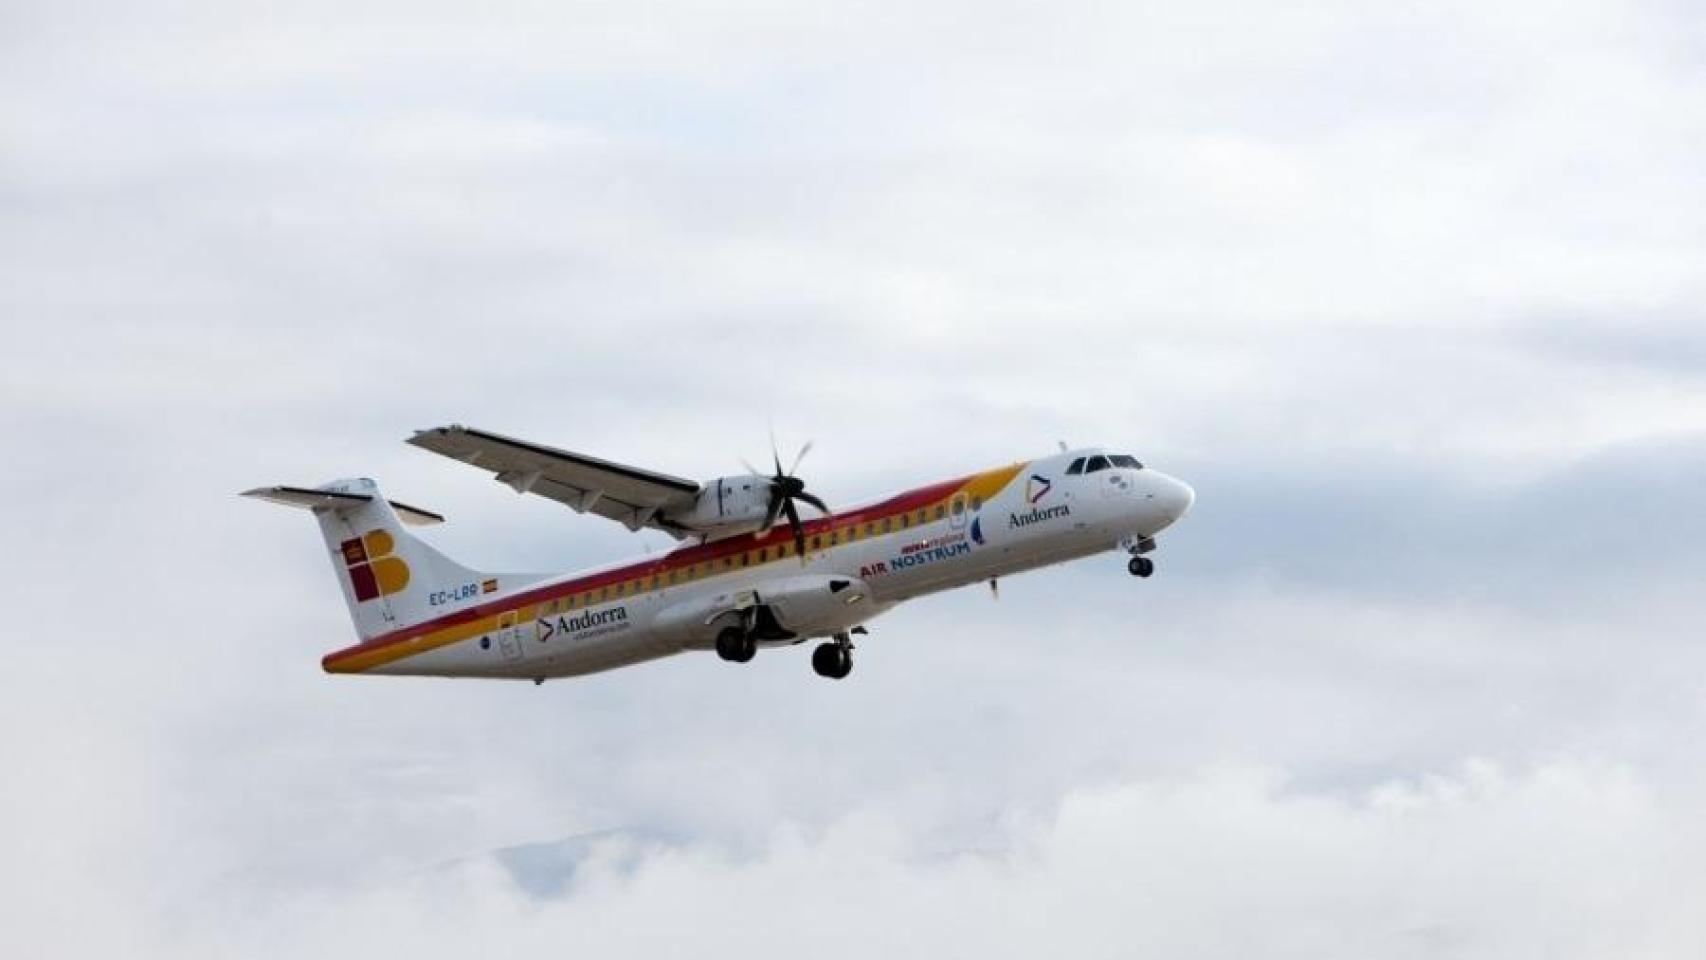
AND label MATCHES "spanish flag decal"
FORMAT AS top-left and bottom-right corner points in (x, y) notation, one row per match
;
(481, 578), (499, 594)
